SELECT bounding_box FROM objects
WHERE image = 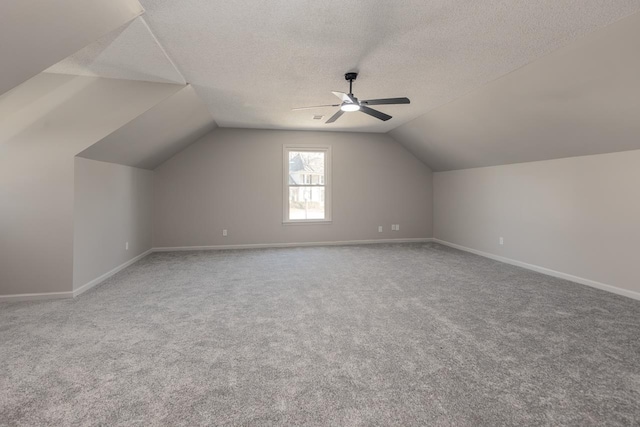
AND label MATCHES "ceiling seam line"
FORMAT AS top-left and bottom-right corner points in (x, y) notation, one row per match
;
(139, 16), (188, 86)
